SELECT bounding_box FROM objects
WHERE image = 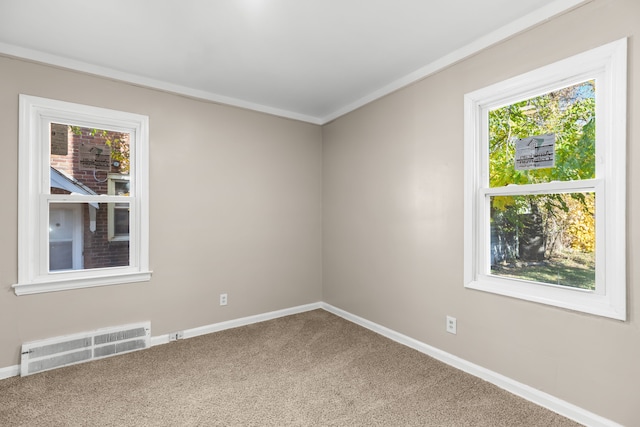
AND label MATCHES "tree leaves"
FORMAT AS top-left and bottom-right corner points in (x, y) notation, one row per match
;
(488, 81), (596, 260)
(489, 81), (595, 189)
